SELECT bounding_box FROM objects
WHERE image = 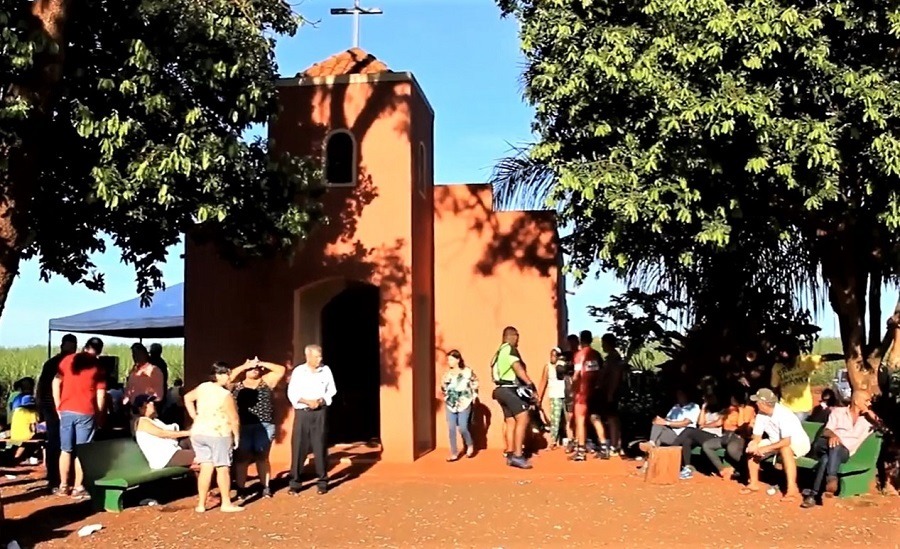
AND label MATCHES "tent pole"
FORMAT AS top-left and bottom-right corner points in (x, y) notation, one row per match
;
(47, 330), (52, 359)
